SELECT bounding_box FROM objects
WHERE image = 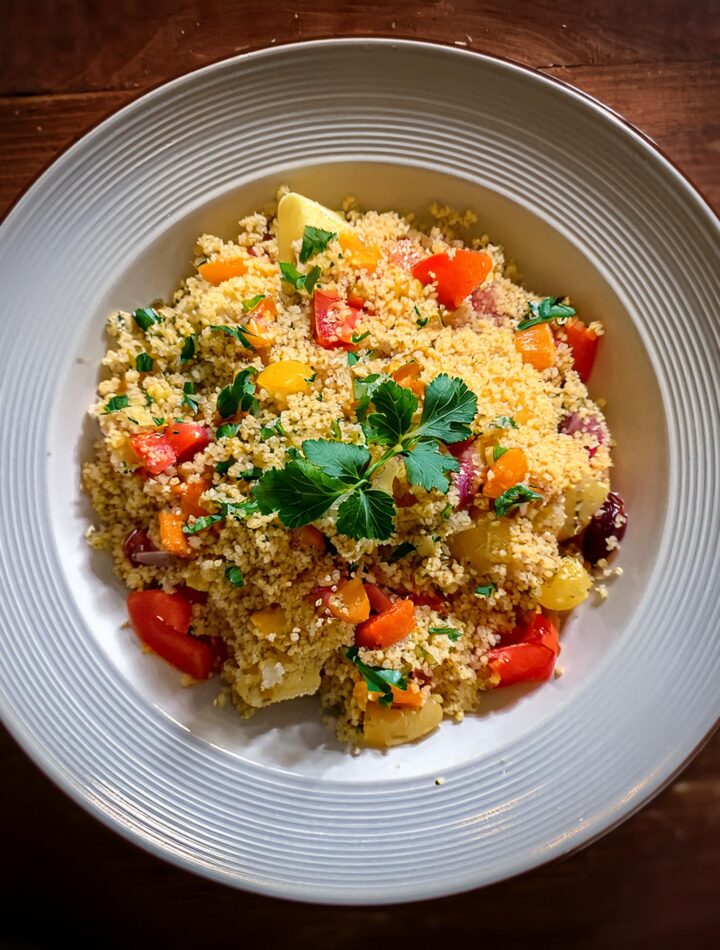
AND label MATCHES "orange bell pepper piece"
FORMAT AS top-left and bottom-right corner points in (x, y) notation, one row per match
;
(483, 447), (528, 499)
(355, 679), (425, 709)
(339, 232), (381, 273)
(514, 323), (555, 371)
(355, 598), (416, 649)
(328, 577), (371, 624)
(412, 249), (492, 309)
(158, 510), (192, 558)
(392, 361), (425, 399)
(177, 477), (210, 519)
(198, 258), (247, 285)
